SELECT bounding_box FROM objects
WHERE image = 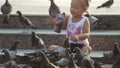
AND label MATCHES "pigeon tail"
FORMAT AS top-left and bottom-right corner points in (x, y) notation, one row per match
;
(97, 6), (102, 9)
